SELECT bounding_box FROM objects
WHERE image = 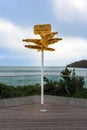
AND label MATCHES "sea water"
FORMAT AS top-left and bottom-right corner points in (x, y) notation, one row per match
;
(0, 66), (87, 87)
